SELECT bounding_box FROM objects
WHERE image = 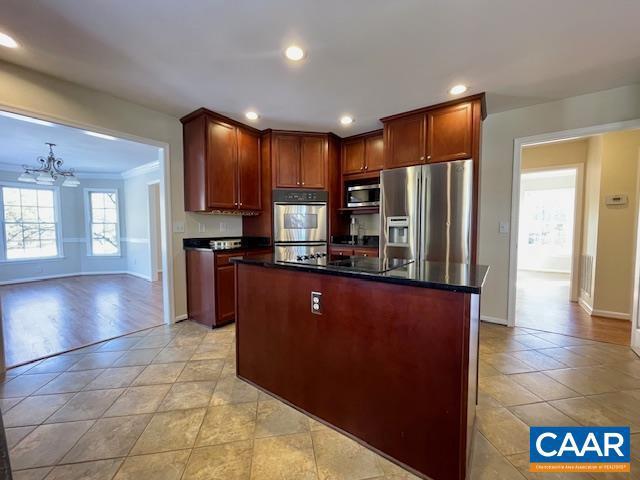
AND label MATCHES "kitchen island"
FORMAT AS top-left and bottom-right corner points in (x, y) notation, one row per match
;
(232, 254), (488, 480)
